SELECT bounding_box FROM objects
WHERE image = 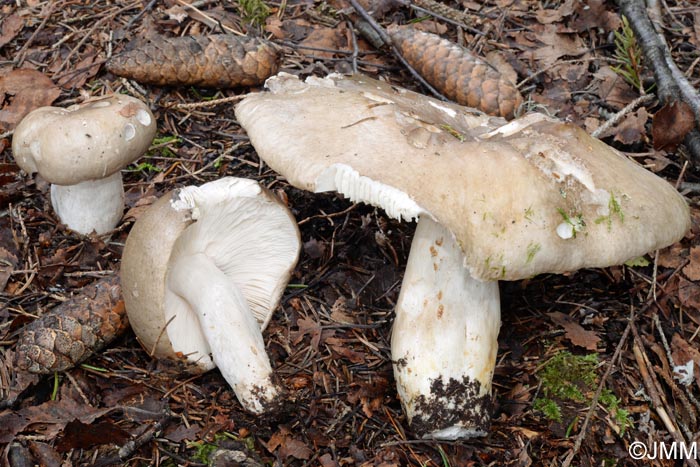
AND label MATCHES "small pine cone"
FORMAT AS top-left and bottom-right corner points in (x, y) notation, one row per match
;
(14, 275), (127, 374)
(106, 34), (281, 88)
(387, 25), (523, 119)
